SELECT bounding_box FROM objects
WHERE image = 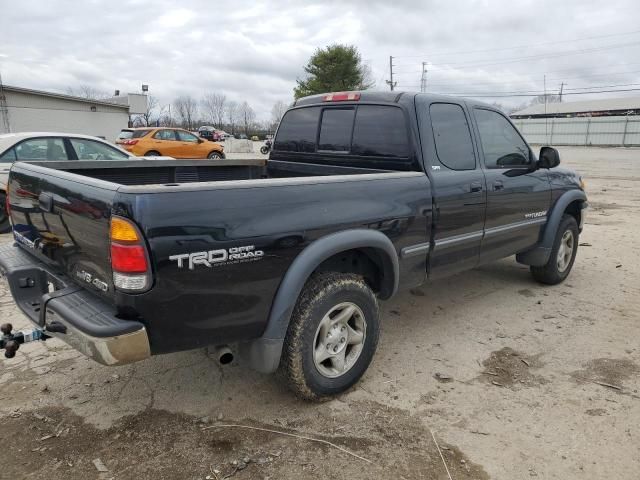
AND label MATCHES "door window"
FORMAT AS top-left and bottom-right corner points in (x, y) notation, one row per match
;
(429, 103), (475, 170)
(154, 130), (177, 141)
(318, 108), (355, 152)
(351, 105), (409, 158)
(474, 109), (530, 168)
(14, 138), (68, 161)
(69, 138), (129, 160)
(0, 148), (17, 161)
(177, 130), (199, 142)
